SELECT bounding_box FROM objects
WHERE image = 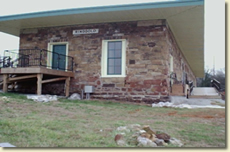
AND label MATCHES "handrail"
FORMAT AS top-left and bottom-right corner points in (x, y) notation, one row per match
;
(1, 49), (74, 71)
(211, 79), (221, 92)
(188, 81), (194, 94)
